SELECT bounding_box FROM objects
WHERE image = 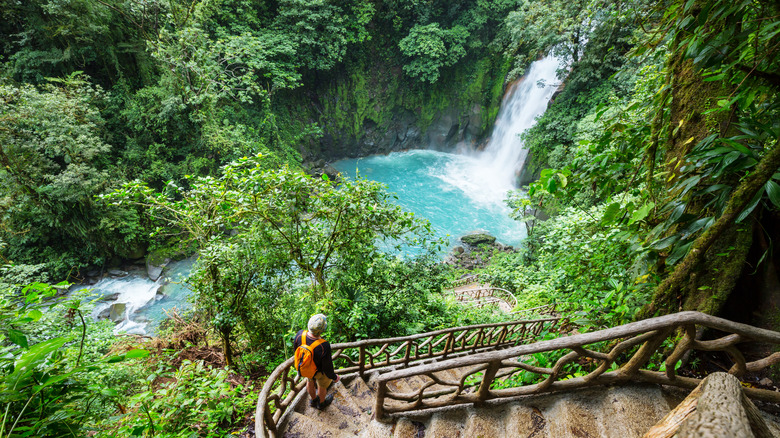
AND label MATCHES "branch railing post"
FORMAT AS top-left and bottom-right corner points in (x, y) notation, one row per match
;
(358, 344), (366, 377)
(477, 361), (501, 402)
(375, 381), (388, 422)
